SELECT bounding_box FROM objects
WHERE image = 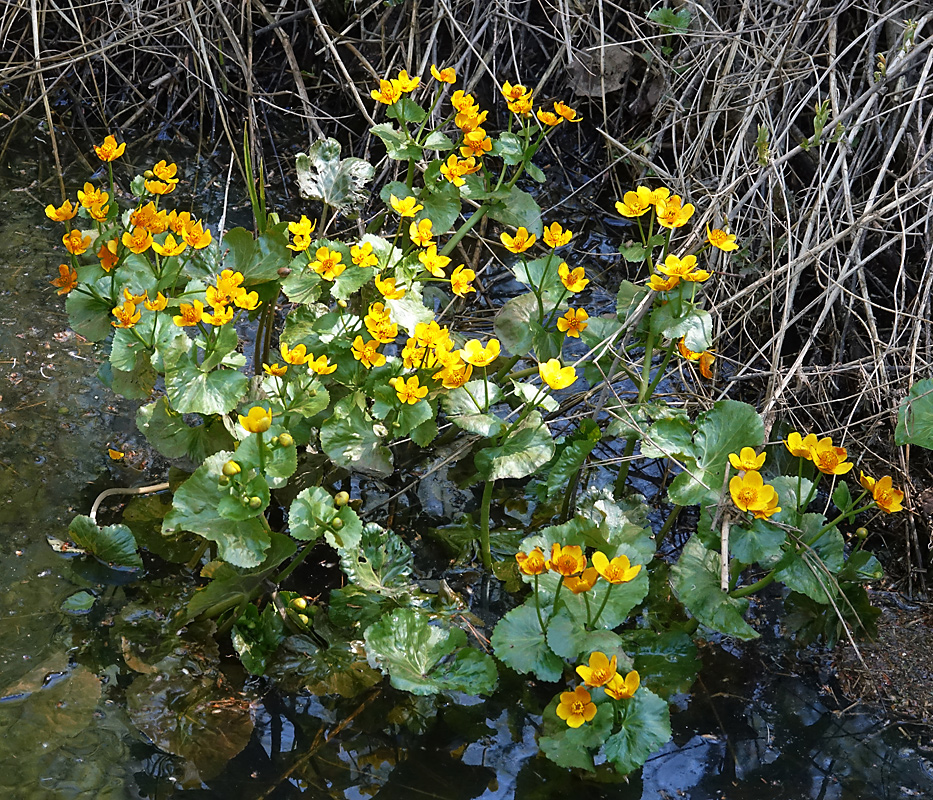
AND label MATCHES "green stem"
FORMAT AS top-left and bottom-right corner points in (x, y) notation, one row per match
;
(533, 574), (547, 633)
(730, 570), (776, 598)
(582, 590), (593, 628)
(613, 438), (638, 497)
(440, 204), (490, 257)
(256, 430), (266, 474)
(656, 505), (683, 543)
(547, 576), (565, 624)
(590, 582), (615, 627)
(643, 339), (676, 400)
(275, 536), (319, 586)
(479, 479), (495, 570)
